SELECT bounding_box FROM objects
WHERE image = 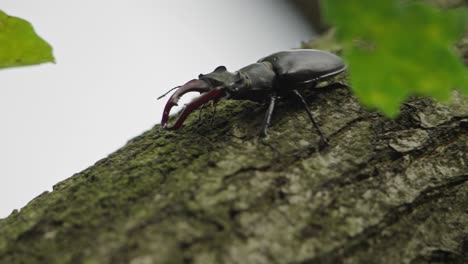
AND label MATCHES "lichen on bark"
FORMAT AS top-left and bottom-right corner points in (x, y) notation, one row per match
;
(1, 33), (468, 264)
